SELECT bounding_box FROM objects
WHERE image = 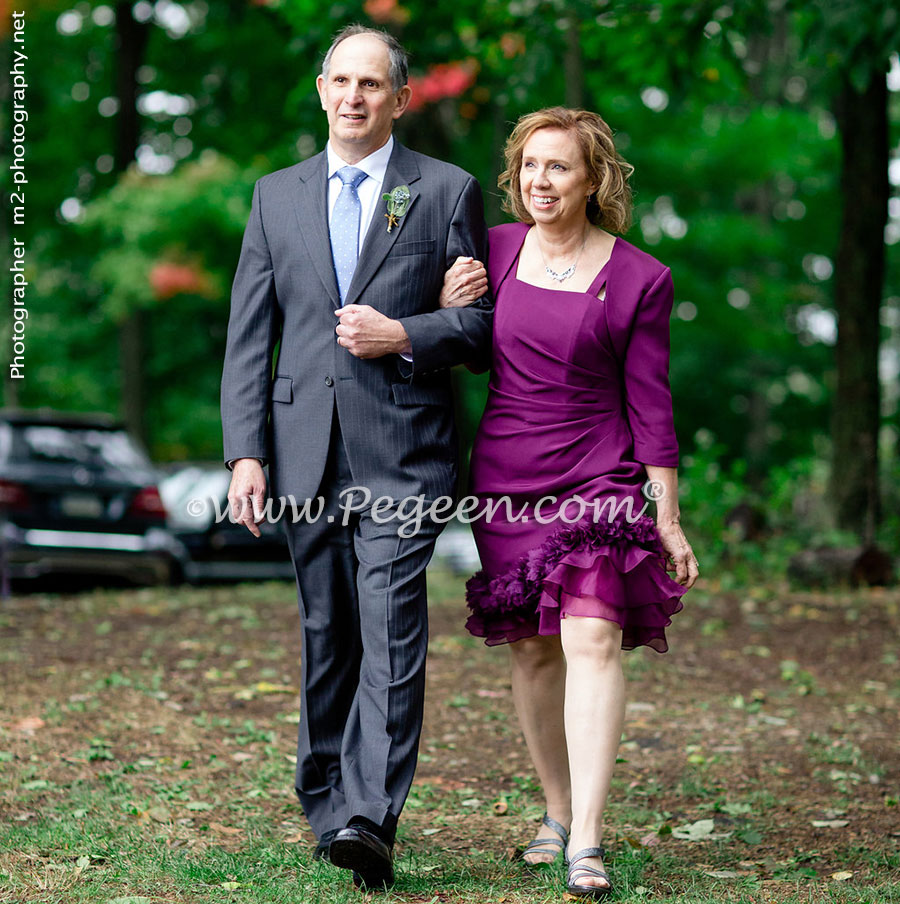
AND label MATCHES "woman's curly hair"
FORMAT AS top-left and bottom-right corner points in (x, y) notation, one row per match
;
(498, 107), (634, 233)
